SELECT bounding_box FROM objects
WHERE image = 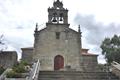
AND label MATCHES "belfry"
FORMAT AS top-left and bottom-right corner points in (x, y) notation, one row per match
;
(33, 0), (83, 70)
(48, 0), (68, 24)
